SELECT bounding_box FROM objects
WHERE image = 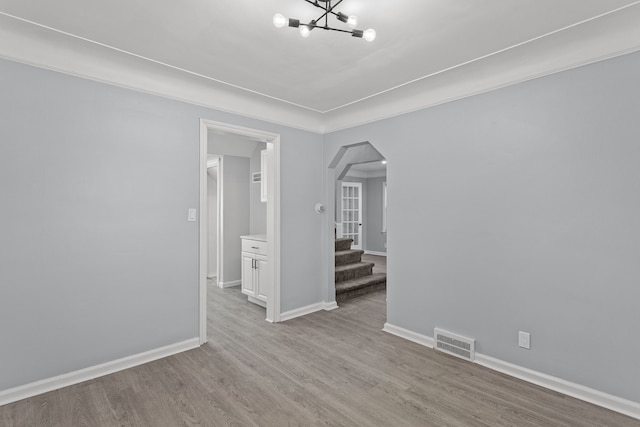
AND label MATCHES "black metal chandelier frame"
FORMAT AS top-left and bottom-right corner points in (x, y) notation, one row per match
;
(274, 0), (375, 40)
